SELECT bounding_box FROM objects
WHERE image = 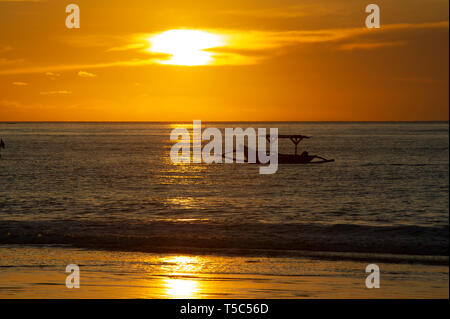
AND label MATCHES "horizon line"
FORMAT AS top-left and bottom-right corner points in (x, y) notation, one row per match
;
(0, 120), (448, 124)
